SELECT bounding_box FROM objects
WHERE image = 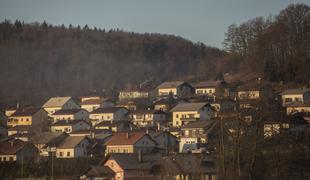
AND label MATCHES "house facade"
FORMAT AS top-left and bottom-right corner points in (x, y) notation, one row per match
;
(55, 136), (91, 158)
(157, 81), (193, 97)
(51, 120), (91, 133)
(131, 110), (167, 127)
(50, 109), (89, 122)
(7, 108), (48, 127)
(42, 96), (80, 116)
(281, 88), (310, 106)
(170, 102), (215, 127)
(105, 132), (156, 154)
(89, 107), (129, 126)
